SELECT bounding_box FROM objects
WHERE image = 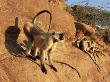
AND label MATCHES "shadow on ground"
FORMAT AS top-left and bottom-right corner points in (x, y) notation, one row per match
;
(5, 17), (24, 56)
